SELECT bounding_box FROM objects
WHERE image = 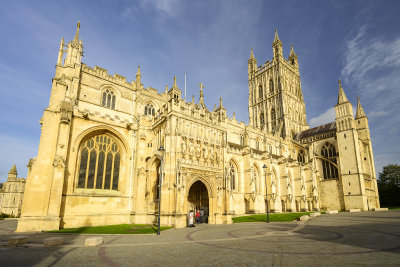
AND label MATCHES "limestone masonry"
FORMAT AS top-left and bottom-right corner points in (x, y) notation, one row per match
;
(16, 23), (380, 232)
